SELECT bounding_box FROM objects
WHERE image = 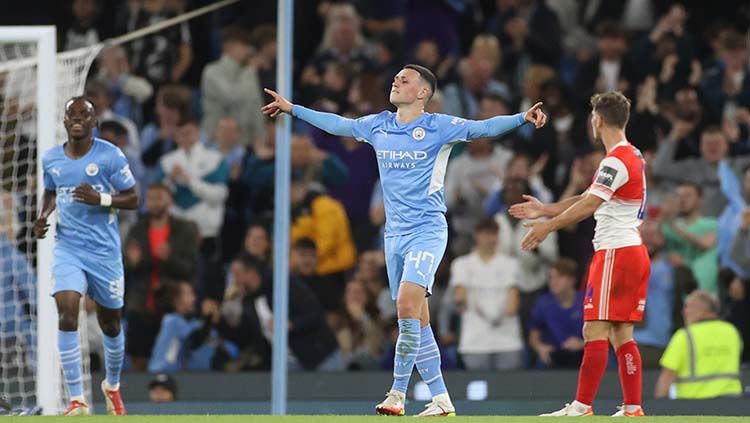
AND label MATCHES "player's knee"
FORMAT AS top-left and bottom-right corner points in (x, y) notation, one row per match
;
(582, 322), (609, 342)
(100, 320), (121, 338)
(396, 296), (420, 318)
(58, 313), (78, 332)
